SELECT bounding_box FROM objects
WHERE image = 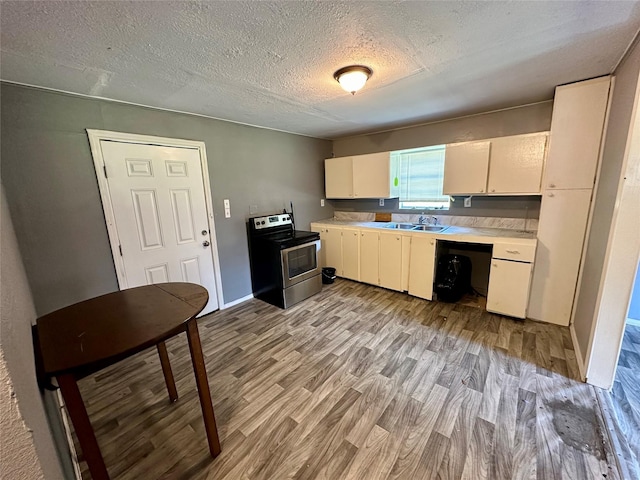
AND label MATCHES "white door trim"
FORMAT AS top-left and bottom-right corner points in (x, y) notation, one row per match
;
(86, 129), (225, 308)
